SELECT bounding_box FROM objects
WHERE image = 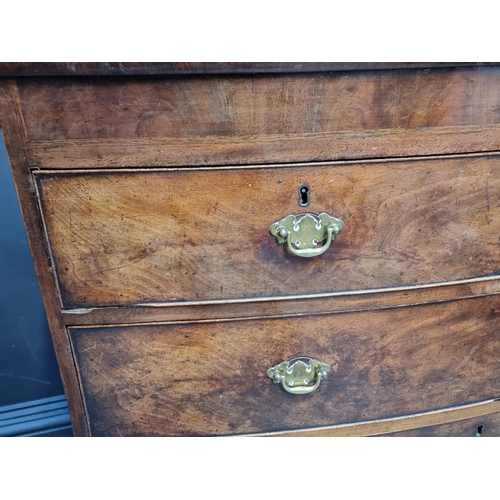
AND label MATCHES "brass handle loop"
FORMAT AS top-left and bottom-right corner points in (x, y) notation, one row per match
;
(269, 212), (344, 258)
(266, 356), (331, 395)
